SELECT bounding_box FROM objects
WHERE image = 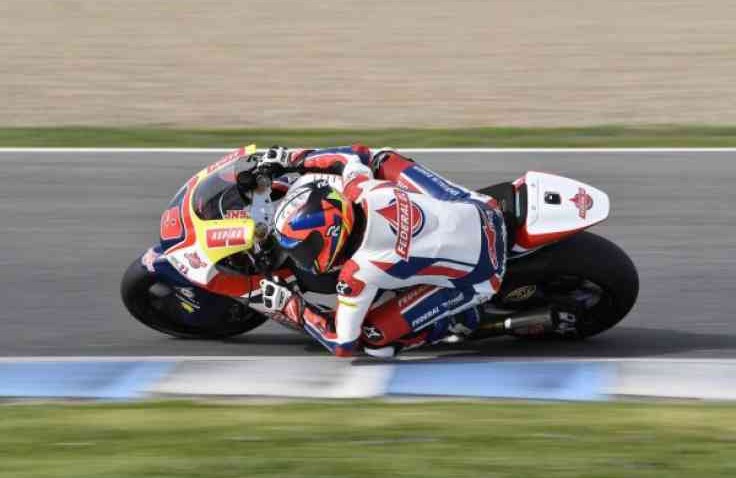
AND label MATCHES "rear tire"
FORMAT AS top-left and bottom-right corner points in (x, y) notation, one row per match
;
(121, 259), (268, 339)
(499, 232), (639, 338)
